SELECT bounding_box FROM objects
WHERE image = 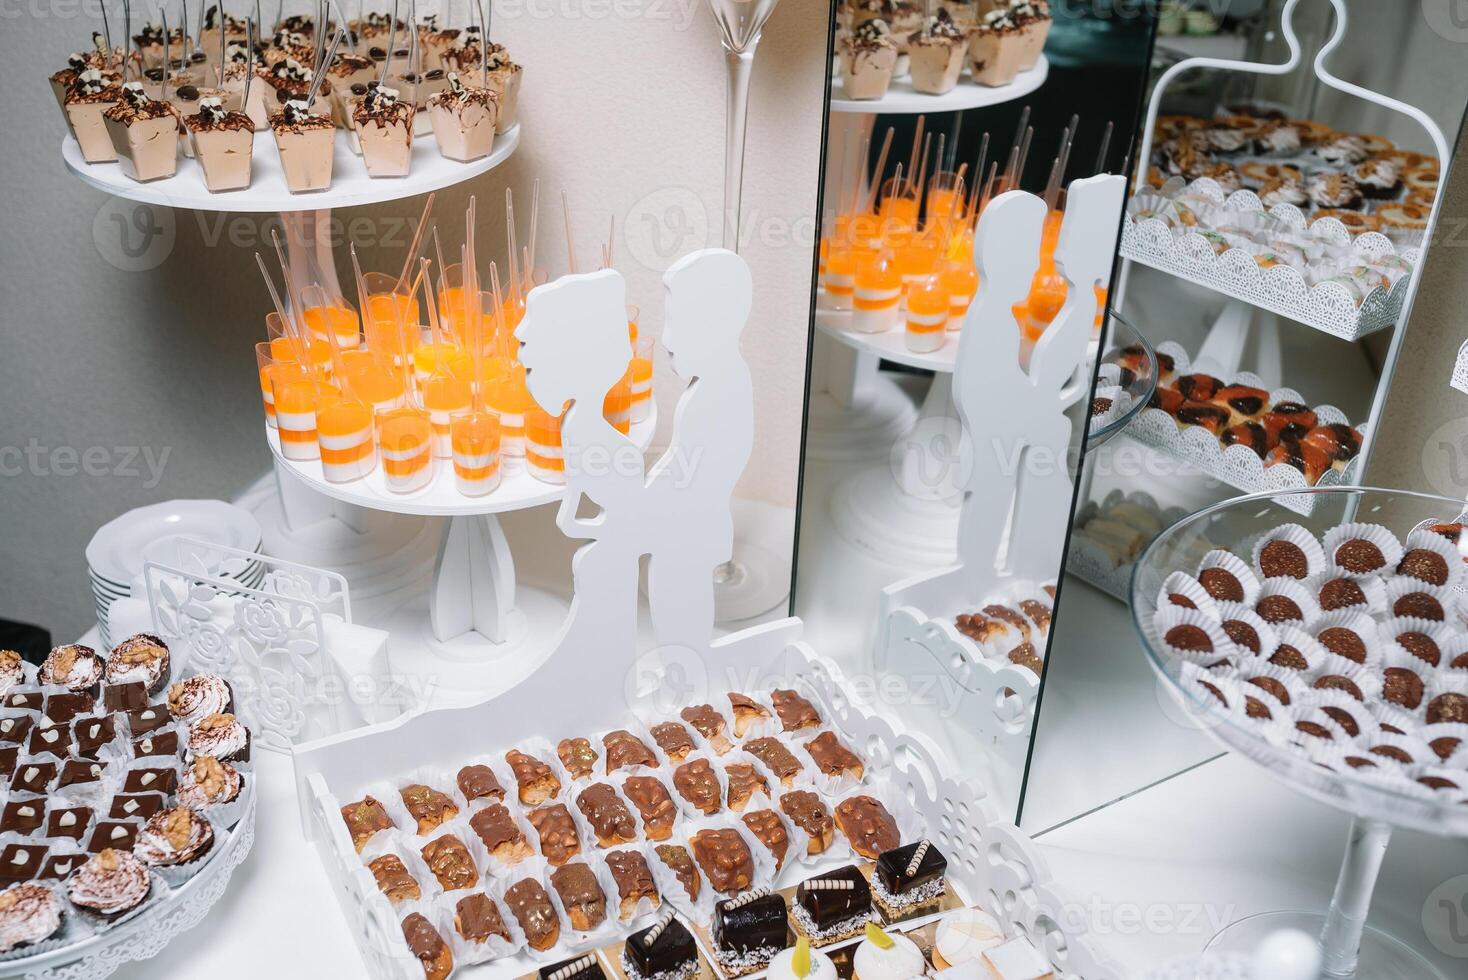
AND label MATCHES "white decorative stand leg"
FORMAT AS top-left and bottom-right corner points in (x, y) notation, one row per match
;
(431, 514), (514, 643)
